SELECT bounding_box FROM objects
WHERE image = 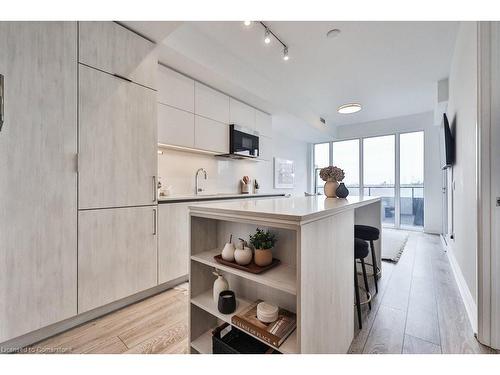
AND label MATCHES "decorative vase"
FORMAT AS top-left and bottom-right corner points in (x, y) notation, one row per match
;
(234, 246), (253, 265)
(212, 272), (229, 304)
(336, 182), (349, 198)
(324, 179), (339, 198)
(218, 290), (236, 314)
(254, 248), (273, 267)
